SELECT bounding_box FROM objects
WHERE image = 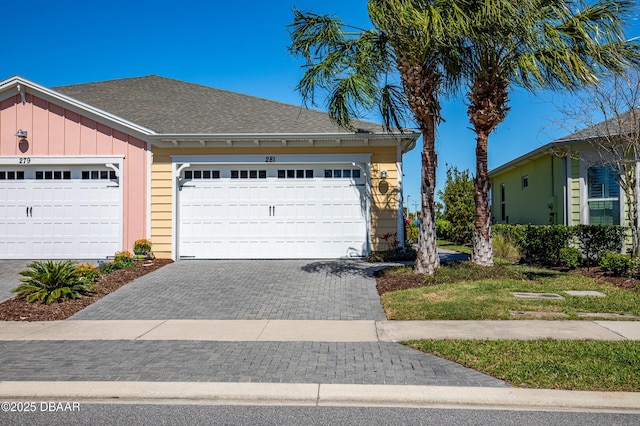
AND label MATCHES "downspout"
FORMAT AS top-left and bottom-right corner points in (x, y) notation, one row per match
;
(550, 155), (555, 224)
(565, 145), (573, 226)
